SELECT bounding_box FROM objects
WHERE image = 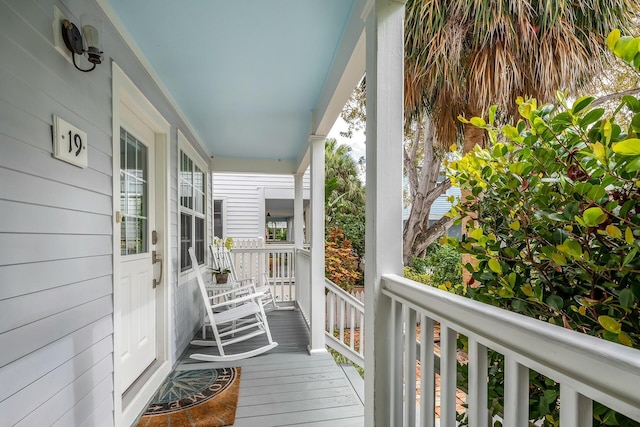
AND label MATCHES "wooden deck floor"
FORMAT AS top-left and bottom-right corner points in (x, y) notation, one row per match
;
(175, 310), (365, 426)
